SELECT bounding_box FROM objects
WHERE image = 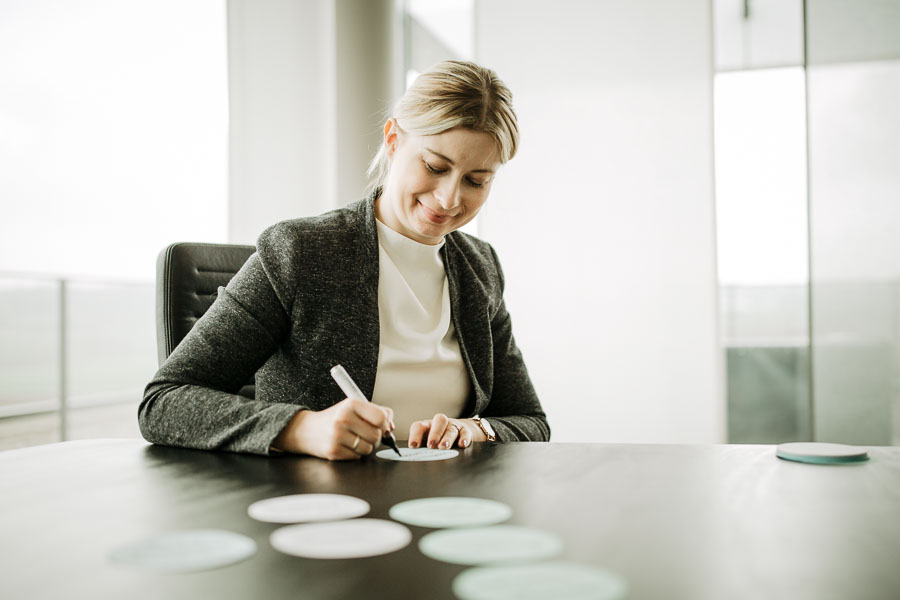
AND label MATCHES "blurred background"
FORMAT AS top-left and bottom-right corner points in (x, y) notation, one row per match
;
(1, 0), (897, 450)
